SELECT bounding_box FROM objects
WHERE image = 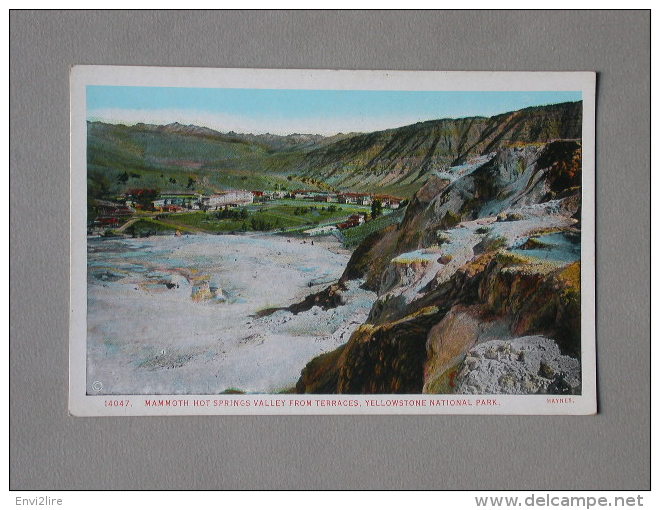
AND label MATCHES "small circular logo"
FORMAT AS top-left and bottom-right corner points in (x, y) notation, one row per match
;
(91, 381), (103, 392)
